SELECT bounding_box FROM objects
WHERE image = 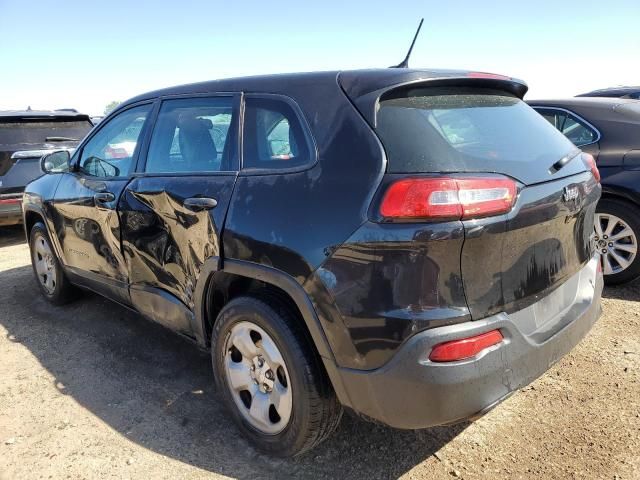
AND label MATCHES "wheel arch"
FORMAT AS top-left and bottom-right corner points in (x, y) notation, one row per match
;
(23, 208), (45, 241)
(193, 257), (352, 408)
(600, 186), (640, 208)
